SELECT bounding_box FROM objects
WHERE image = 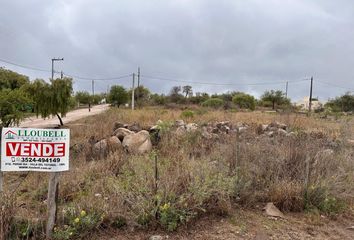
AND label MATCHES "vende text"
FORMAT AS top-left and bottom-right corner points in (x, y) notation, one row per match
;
(6, 142), (65, 157)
